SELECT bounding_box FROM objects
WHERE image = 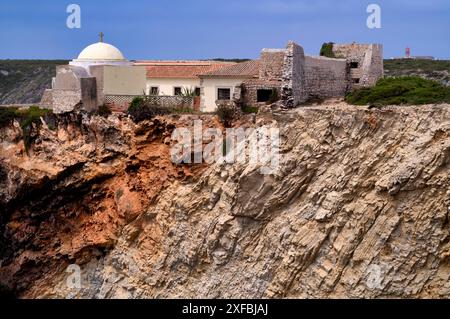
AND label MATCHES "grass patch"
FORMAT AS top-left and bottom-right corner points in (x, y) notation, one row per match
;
(172, 107), (195, 114)
(242, 106), (259, 114)
(345, 76), (450, 106)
